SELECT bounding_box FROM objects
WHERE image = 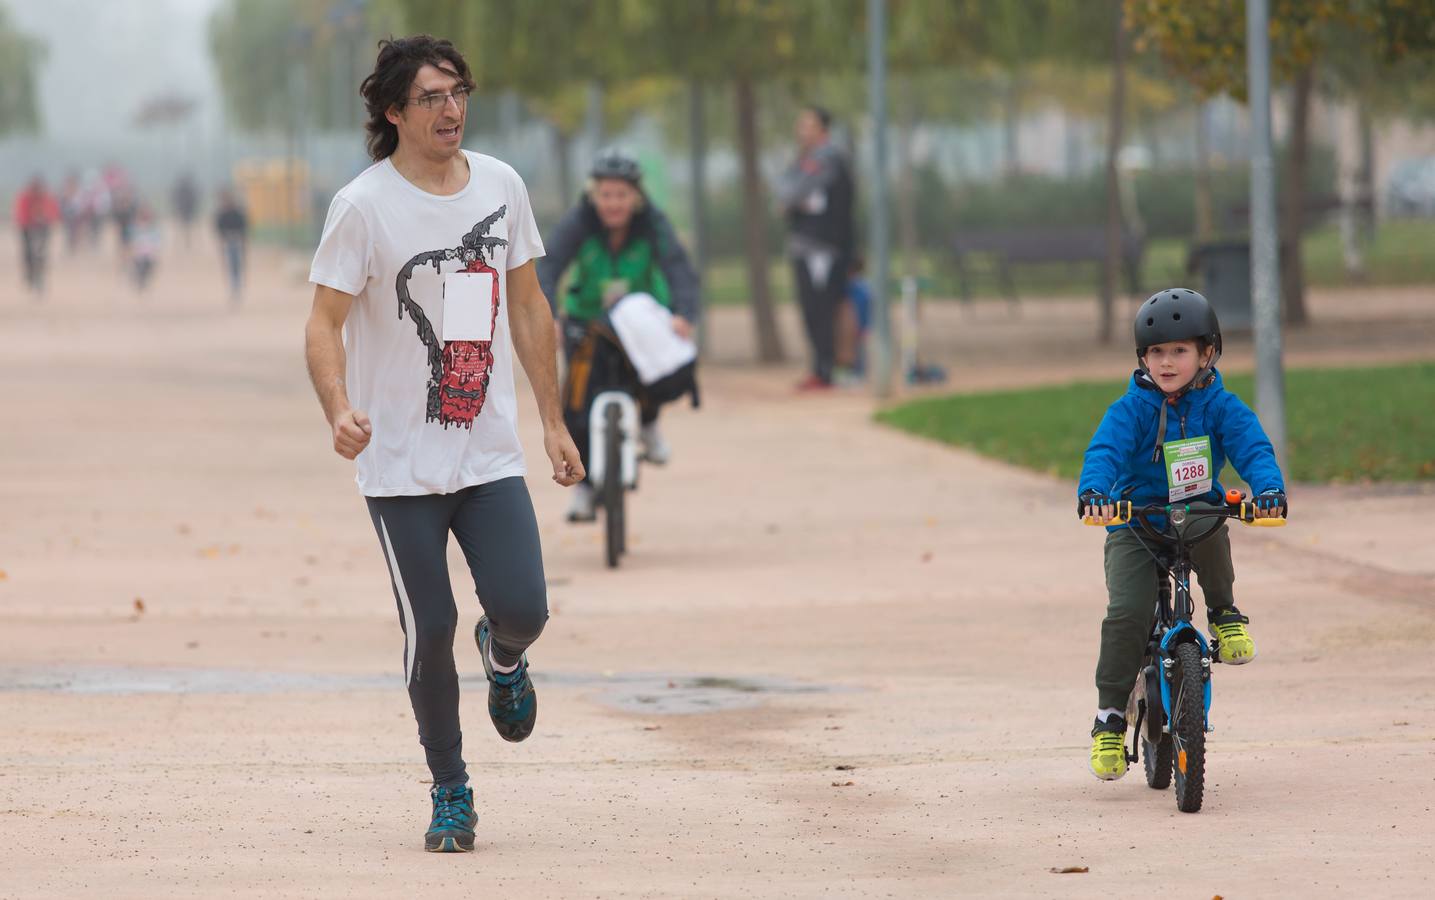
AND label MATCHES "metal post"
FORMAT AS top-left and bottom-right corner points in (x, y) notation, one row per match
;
(867, 0), (893, 397)
(1246, 0), (1286, 465)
